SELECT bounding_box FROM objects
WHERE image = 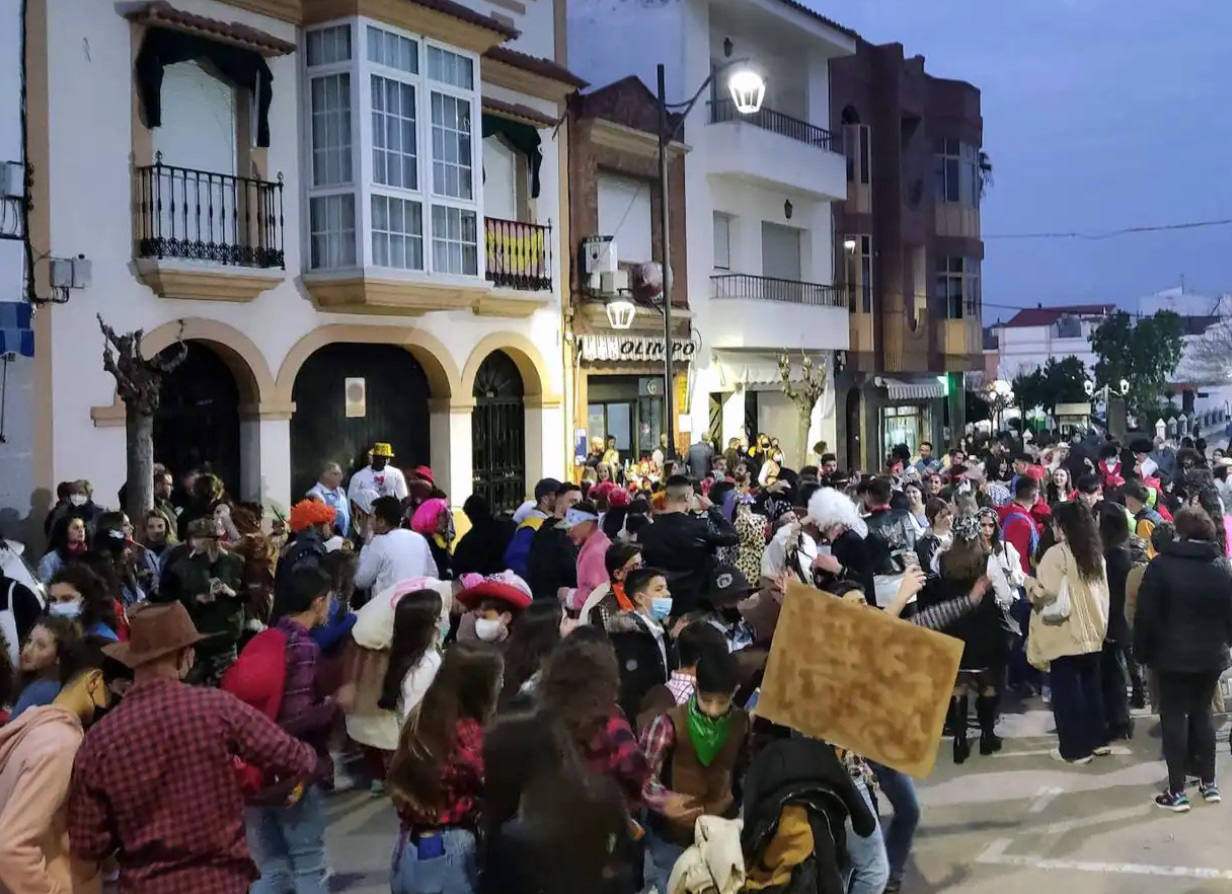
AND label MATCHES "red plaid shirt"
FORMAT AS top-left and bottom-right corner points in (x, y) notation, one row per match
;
(68, 677), (317, 894)
(396, 717), (485, 830)
(581, 708), (651, 810)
